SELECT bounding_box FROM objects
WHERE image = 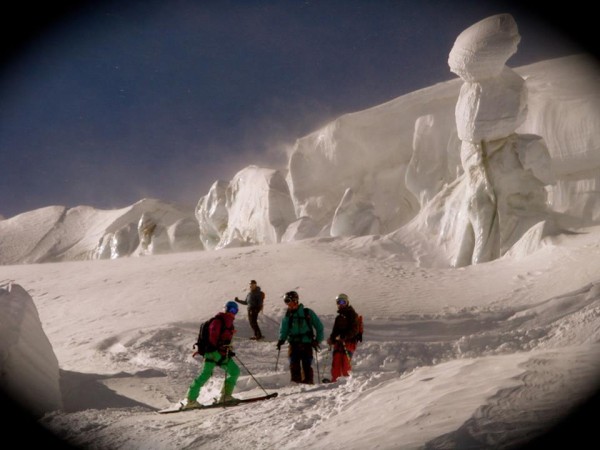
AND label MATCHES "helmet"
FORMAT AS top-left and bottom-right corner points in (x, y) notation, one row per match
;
(283, 291), (299, 304)
(225, 301), (239, 315)
(335, 293), (349, 306)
